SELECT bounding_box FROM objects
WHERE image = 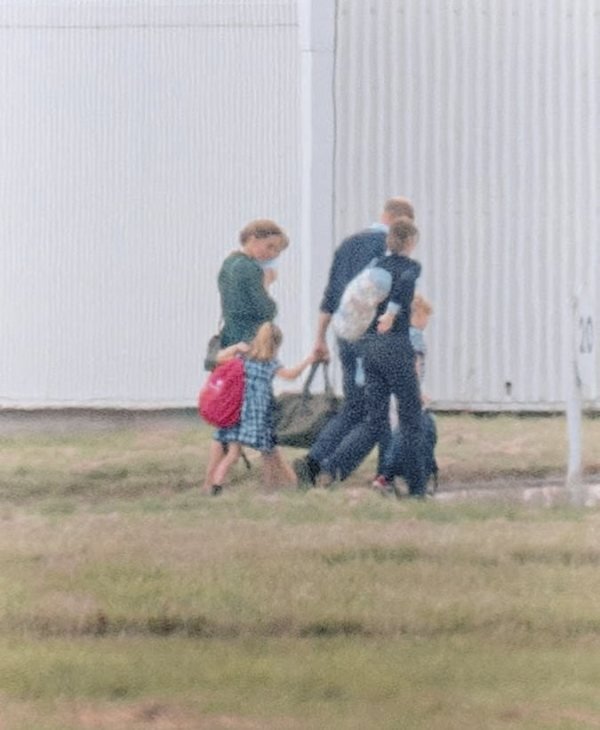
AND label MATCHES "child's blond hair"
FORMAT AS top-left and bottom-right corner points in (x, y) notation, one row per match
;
(411, 293), (433, 317)
(247, 322), (283, 362)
